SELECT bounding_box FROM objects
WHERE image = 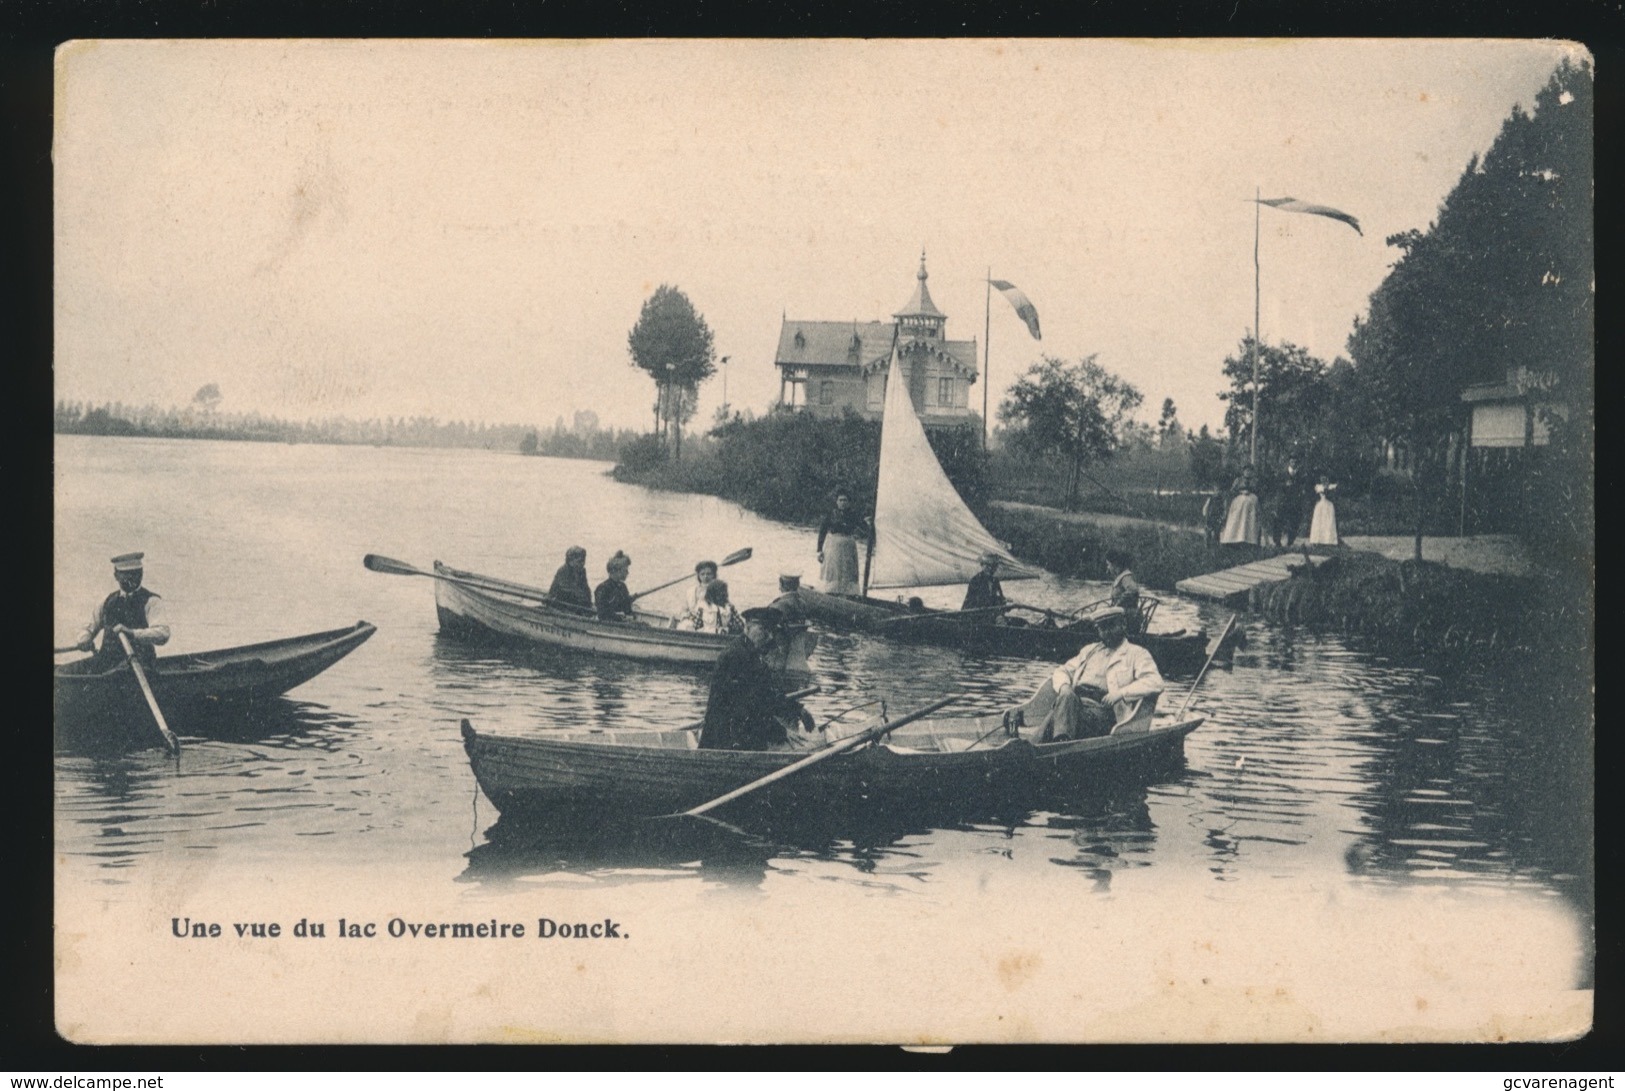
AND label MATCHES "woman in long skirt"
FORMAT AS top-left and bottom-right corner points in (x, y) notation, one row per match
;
(817, 490), (869, 595)
(1219, 467), (1261, 546)
(1308, 476), (1341, 546)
